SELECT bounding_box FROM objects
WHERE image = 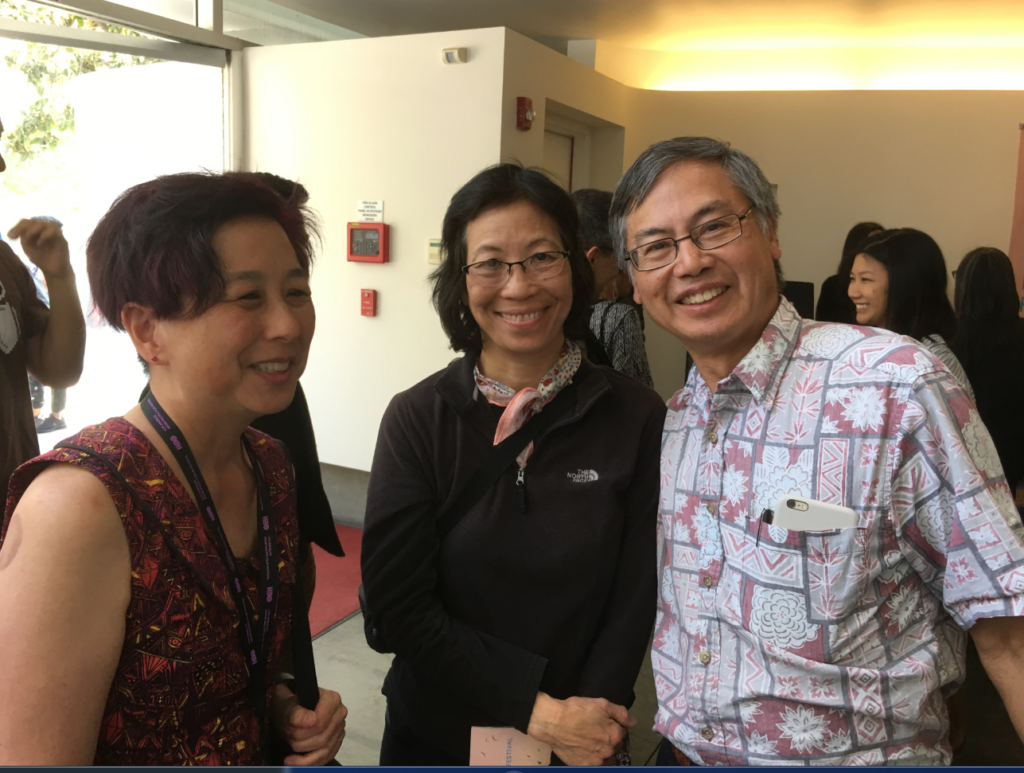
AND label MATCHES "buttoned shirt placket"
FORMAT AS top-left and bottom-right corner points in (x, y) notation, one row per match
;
(691, 376), (748, 760)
